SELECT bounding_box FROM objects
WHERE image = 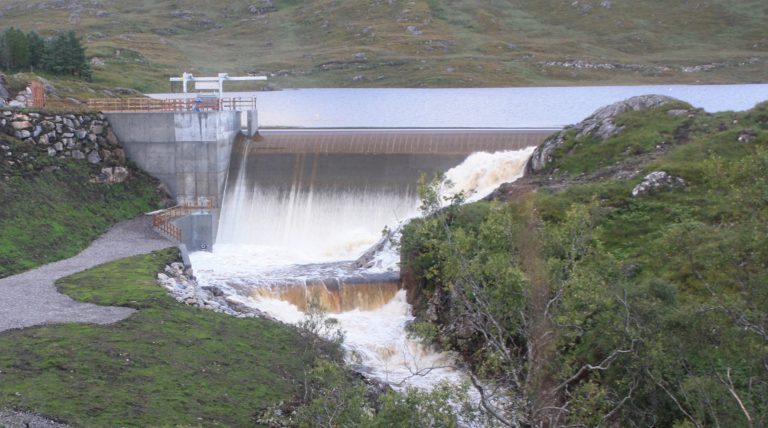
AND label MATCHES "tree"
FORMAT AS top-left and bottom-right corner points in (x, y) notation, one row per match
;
(26, 31), (45, 69)
(3, 28), (30, 70)
(0, 32), (7, 70)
